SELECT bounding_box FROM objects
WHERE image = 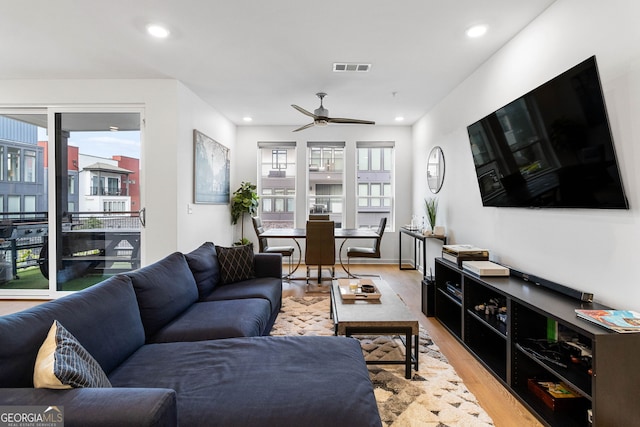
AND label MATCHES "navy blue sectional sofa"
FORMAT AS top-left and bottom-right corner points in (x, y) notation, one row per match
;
(0, 242), (382, 426)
